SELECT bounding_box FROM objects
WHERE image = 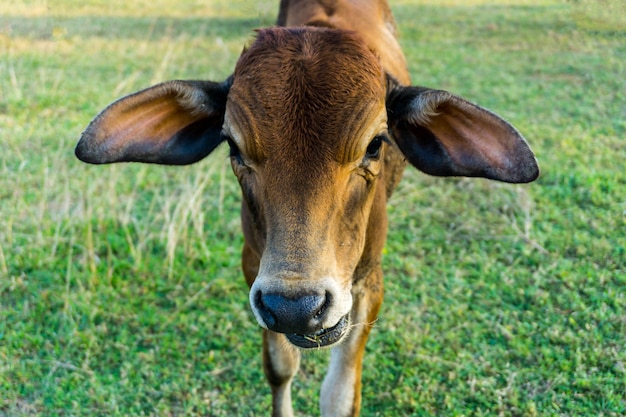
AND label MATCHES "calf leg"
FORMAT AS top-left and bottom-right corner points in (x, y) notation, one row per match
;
(320, 267), (383, 417)
(264, 330), (301, 417)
